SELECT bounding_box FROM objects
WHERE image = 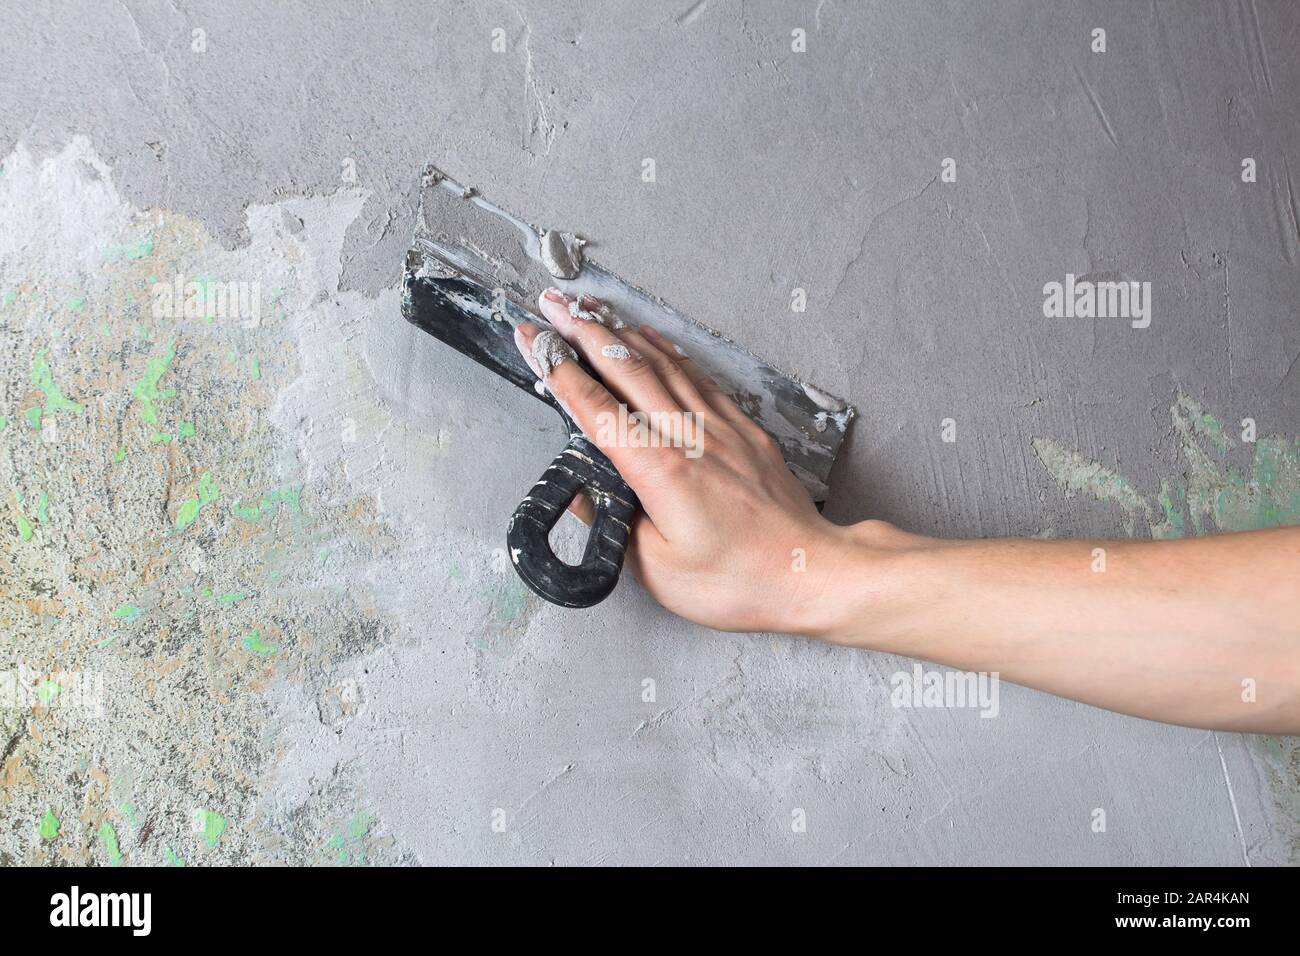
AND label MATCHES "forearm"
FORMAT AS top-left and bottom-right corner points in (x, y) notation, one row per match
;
(821, 525), (1300, 733)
